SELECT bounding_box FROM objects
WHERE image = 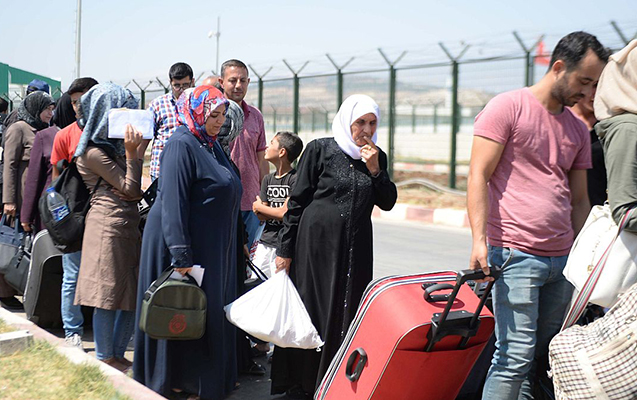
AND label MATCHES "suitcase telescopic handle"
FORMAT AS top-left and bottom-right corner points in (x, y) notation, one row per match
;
(345, 348), (368, 382)
(424, 266), (501, 352)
